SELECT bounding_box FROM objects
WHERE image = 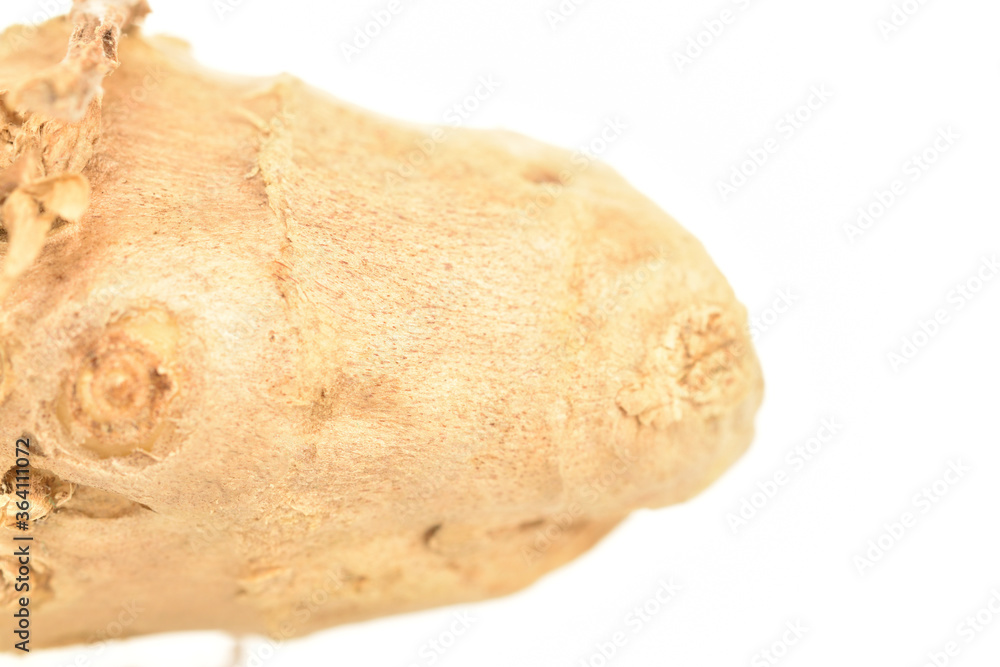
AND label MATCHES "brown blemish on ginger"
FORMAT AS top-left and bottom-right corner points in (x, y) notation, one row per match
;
(422, 523), (442, 546)
(523, 165), (565, 186)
